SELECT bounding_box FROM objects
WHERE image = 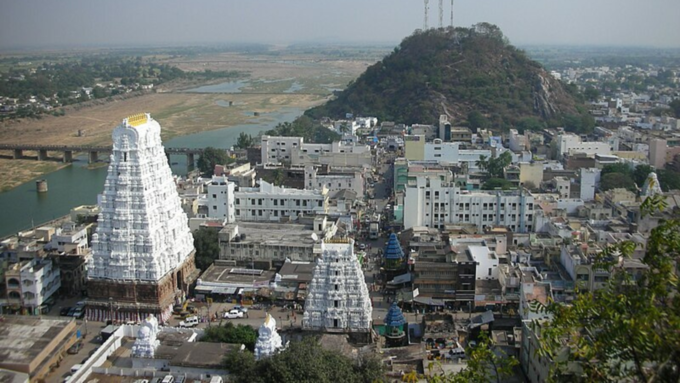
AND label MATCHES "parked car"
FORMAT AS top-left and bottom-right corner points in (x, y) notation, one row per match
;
(67, 342), (83, 354)
(233, 305), (248, 313)
(179, 315), (199, 328)
(223, 309), (244, 319)
(67, 307), (77, 317)
(161, 376), (175, 383)
(72, 307), (85, 319)
(359, 243), (367, 251)
(60, 307), (72, 316)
